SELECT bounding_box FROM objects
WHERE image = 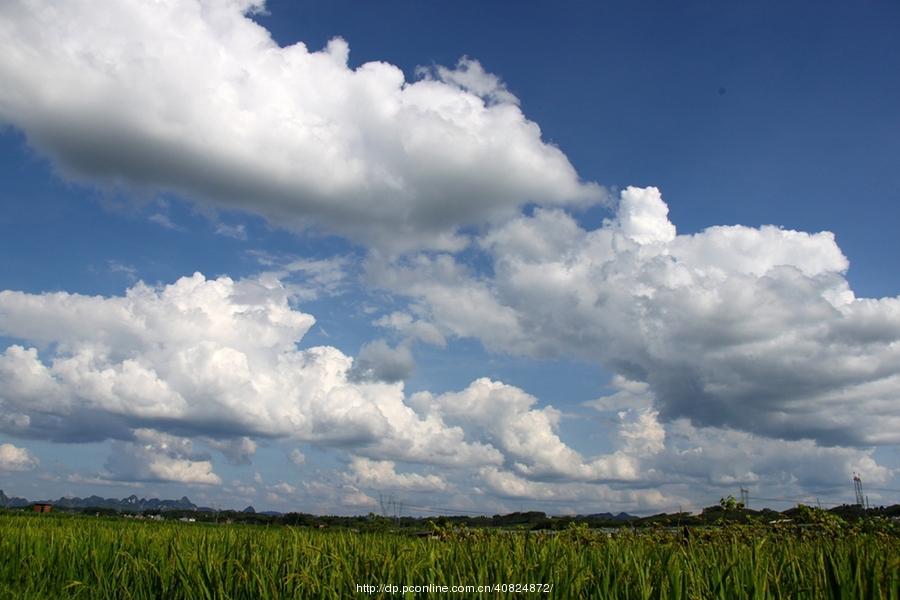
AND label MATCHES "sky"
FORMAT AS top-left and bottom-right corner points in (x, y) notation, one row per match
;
(1, 0), (899, 516)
